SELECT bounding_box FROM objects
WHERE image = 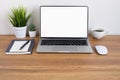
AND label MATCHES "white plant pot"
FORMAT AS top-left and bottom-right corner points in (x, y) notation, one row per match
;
(13, 26), (27, 38)
(29, 31), (36, 38)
